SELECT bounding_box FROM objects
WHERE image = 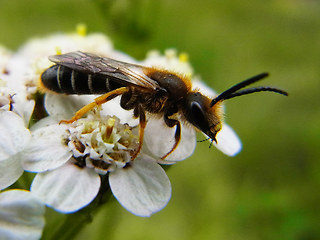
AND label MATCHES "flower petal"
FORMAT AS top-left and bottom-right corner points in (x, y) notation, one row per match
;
(31, 163), (100, 213)
(0, 155), (24, 190)
(109, 155), (171, 217)
(21, 124), (72, 172)
(0, 111), (31, 161)
(11, 97), (35, 127)
(44, 93), (95, 120)
(144, 117), (196, 161)
(0, 189), (45, 240)
(213, 124), (242, 156)
(192, 78), (217, 97)
(99, 97), (138, 126)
